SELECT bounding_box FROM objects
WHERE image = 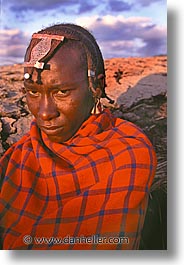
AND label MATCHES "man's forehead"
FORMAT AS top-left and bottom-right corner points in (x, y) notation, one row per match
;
(24, 58), (88, 86)
(24, 77), (88, 89)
